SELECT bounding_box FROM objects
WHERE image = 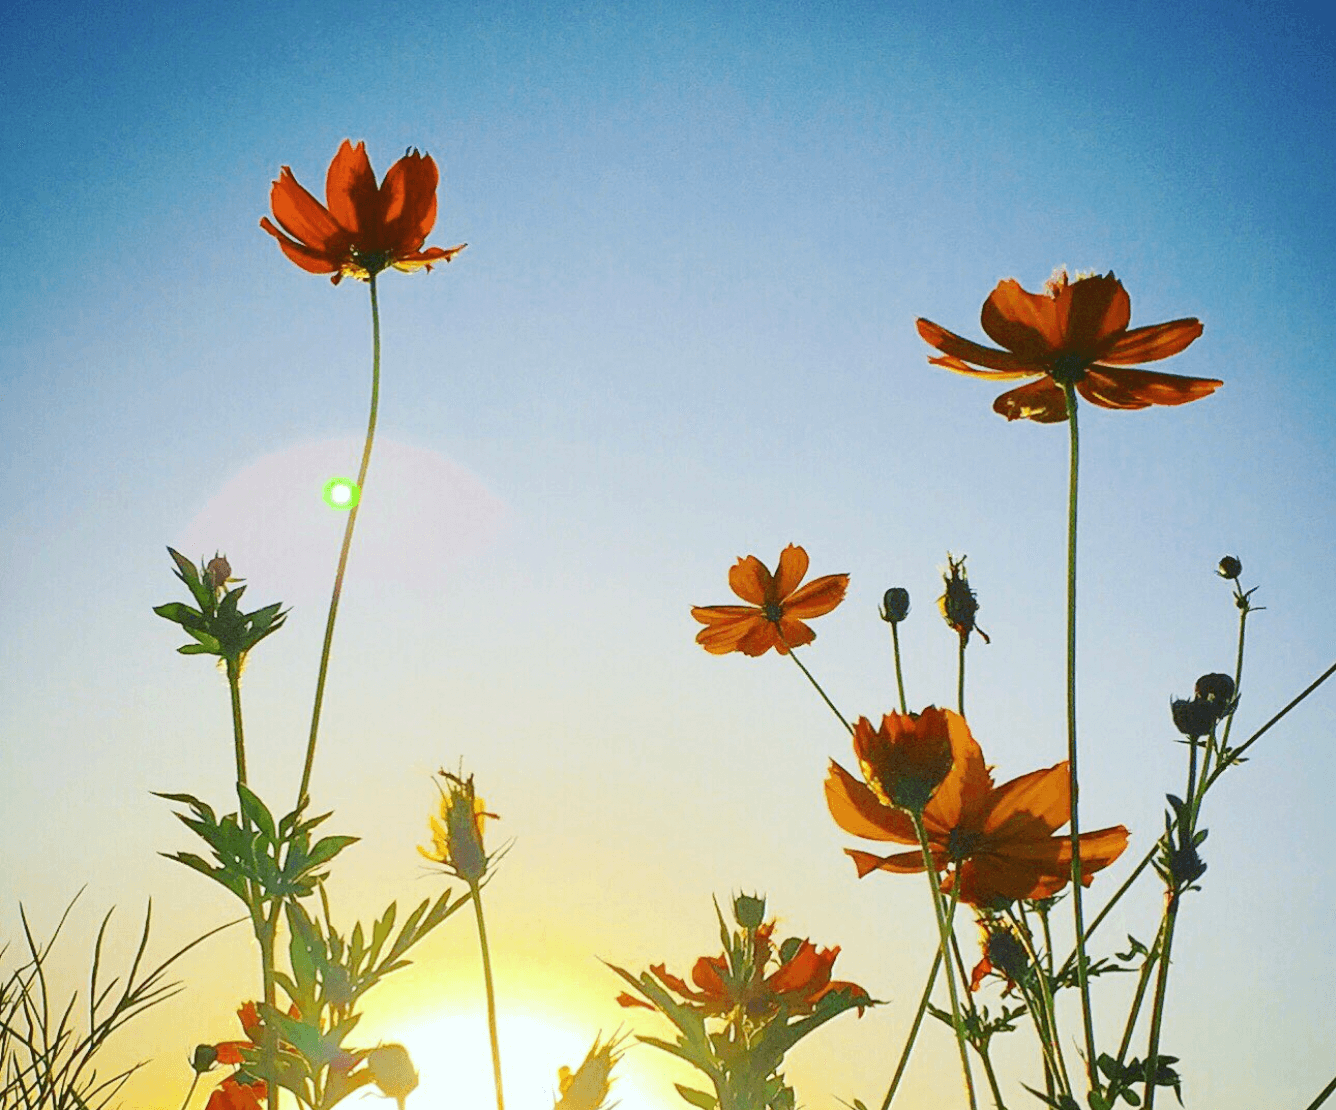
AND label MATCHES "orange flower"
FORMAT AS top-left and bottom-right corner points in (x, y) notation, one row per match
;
(917, 270), (1220, 423)
(850, 709), (955, 815)
(205, 1076), (267, 1110)
(826, 708), (1128, 906)
(691, 545), (848, 656)
(620, 921), (868, 1019)
(261, 140), (466, 284)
